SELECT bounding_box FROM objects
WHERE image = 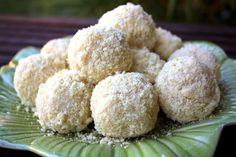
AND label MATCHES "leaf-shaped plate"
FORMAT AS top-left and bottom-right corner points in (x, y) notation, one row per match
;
(0, 41), (236, 157)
